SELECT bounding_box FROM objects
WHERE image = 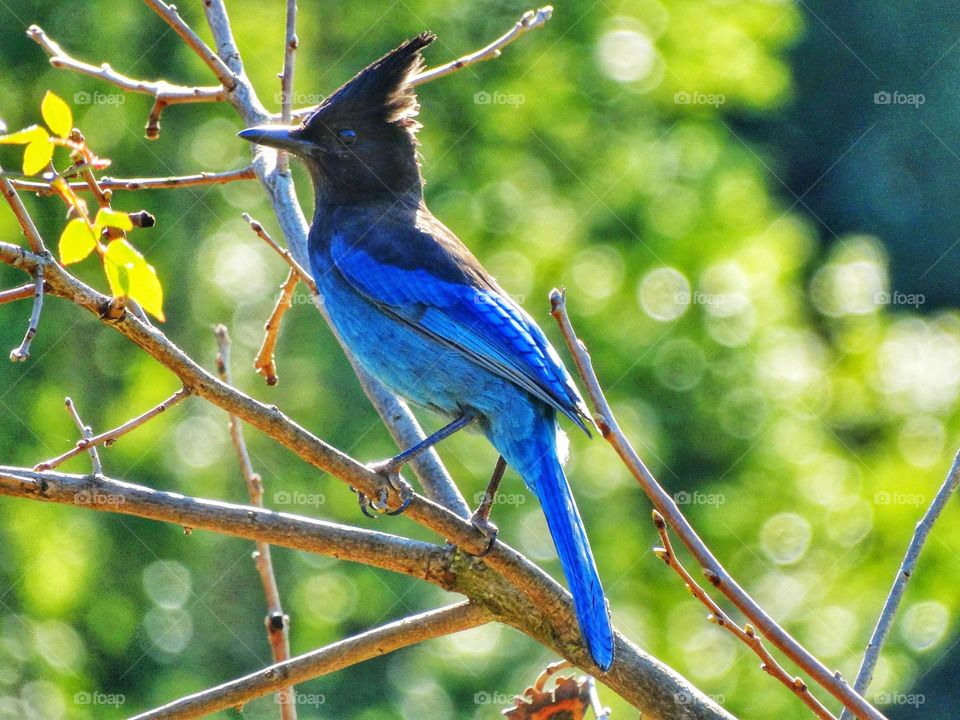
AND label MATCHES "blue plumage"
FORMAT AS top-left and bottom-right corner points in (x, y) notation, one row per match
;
(239, 33), (614, 670)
